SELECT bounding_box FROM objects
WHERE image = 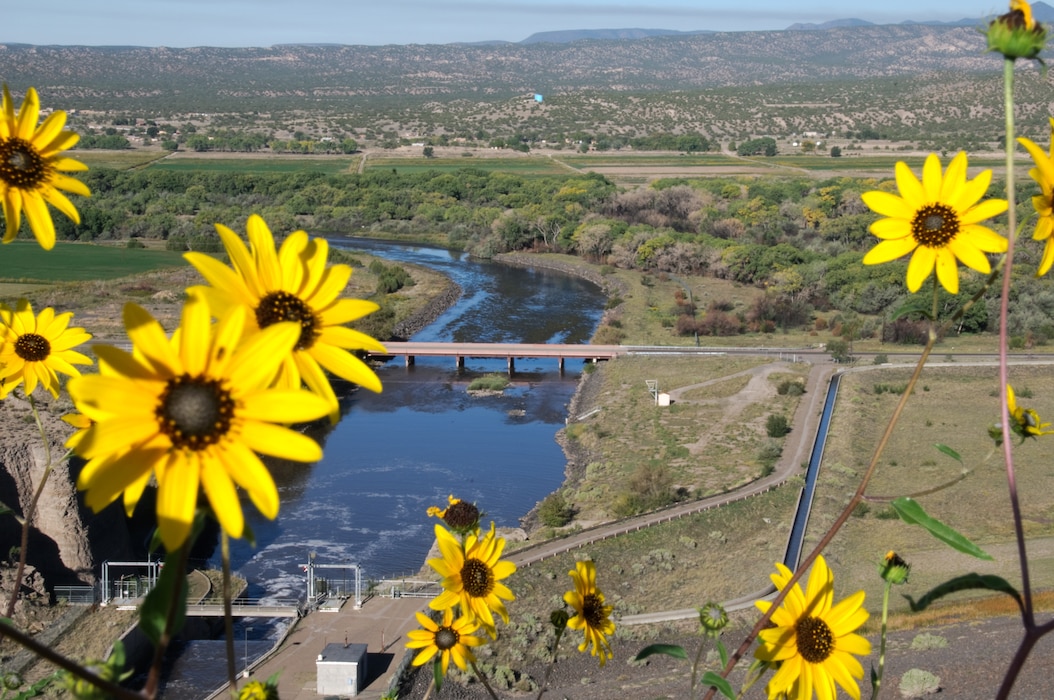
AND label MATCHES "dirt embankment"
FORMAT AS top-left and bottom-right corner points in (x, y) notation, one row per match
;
(391, 277), (461, 340)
